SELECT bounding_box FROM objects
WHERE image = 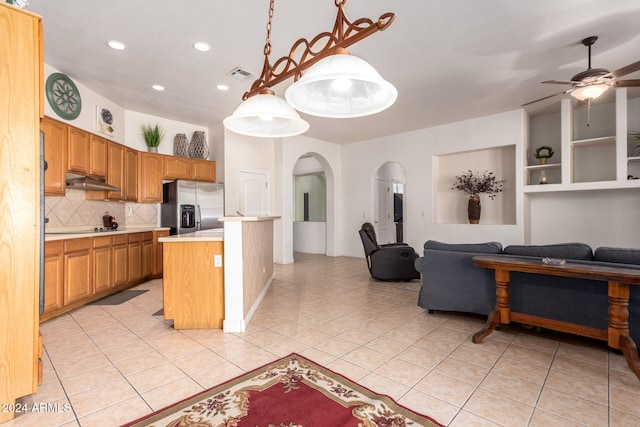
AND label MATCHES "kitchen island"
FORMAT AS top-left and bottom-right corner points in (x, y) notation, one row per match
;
(159, 216), (279, 332)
